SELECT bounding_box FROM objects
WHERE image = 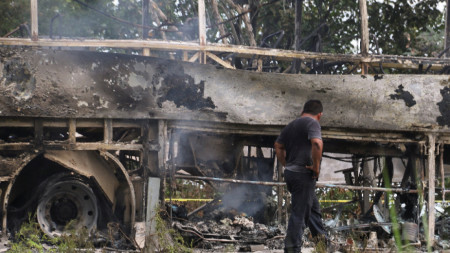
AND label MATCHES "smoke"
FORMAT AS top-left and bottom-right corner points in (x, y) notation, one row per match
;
(221, 184), (268, 218)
